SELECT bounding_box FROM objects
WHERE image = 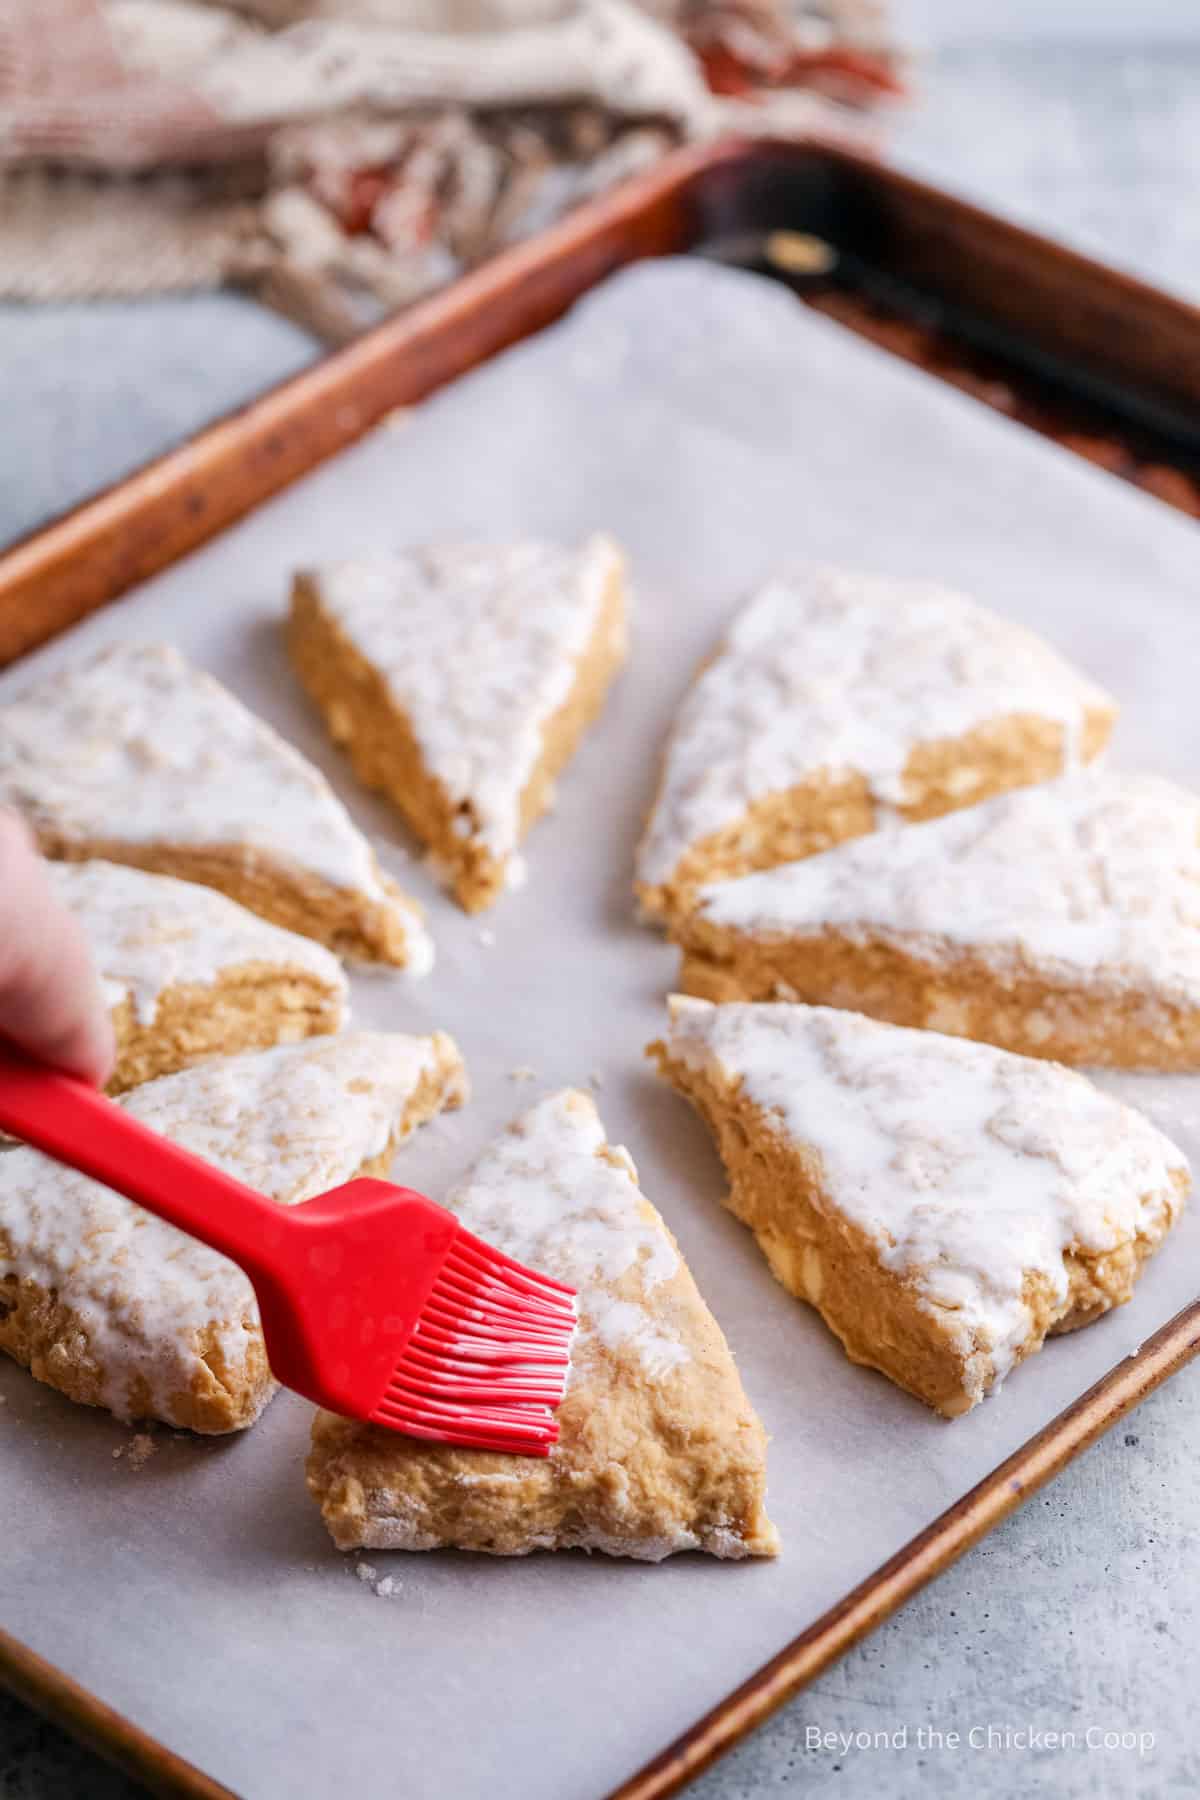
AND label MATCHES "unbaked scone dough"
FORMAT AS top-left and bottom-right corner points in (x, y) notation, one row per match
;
(650, 997), (1188, 1417)
(0, 641), (432, 969)
(0, 1032), (466, 1431)
(308, 1088), (778, 1559)
(51, 859), (348, 1092)
(674, 771), (1200, 1070)
(289, 536), (628, 912)
(635, 564), (1116, 922)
